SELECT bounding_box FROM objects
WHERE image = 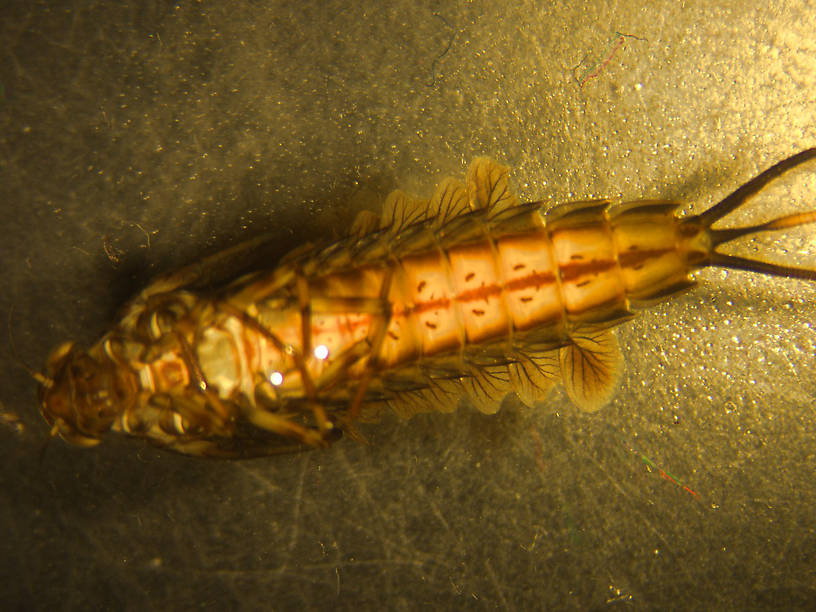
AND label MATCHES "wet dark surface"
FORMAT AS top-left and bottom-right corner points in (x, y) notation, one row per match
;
(2, 2), (816, 609)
